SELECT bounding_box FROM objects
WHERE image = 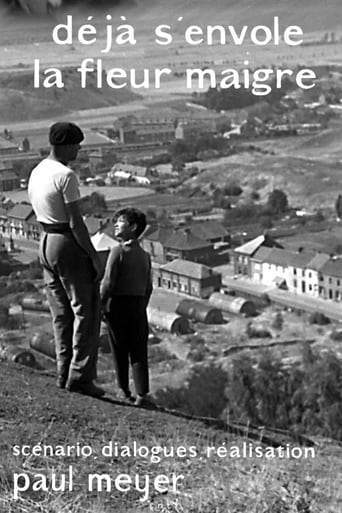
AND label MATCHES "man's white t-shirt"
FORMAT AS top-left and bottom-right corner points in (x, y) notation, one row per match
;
(28, 158), (80, 224)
